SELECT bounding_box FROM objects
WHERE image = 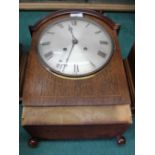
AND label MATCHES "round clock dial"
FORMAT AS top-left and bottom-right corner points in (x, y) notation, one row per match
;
(38, 17), (114, 77)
